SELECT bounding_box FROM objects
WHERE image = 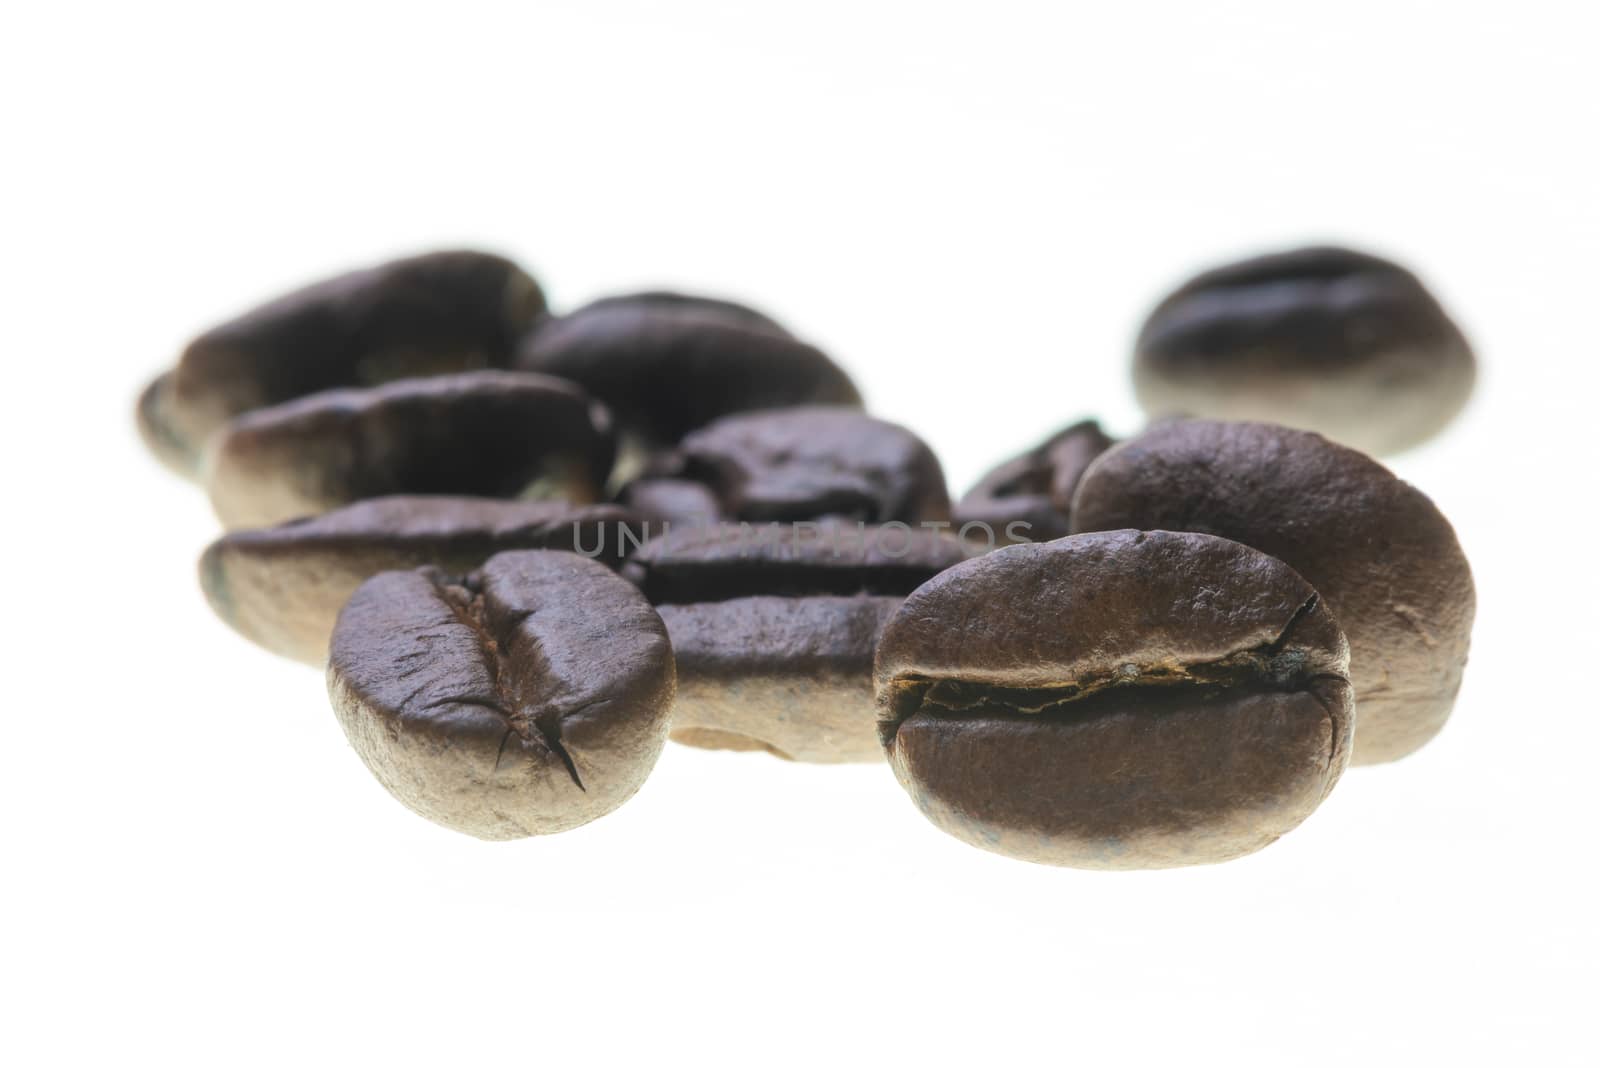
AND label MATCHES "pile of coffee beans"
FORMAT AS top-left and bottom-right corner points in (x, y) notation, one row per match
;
(140, 245), (1477, 868)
